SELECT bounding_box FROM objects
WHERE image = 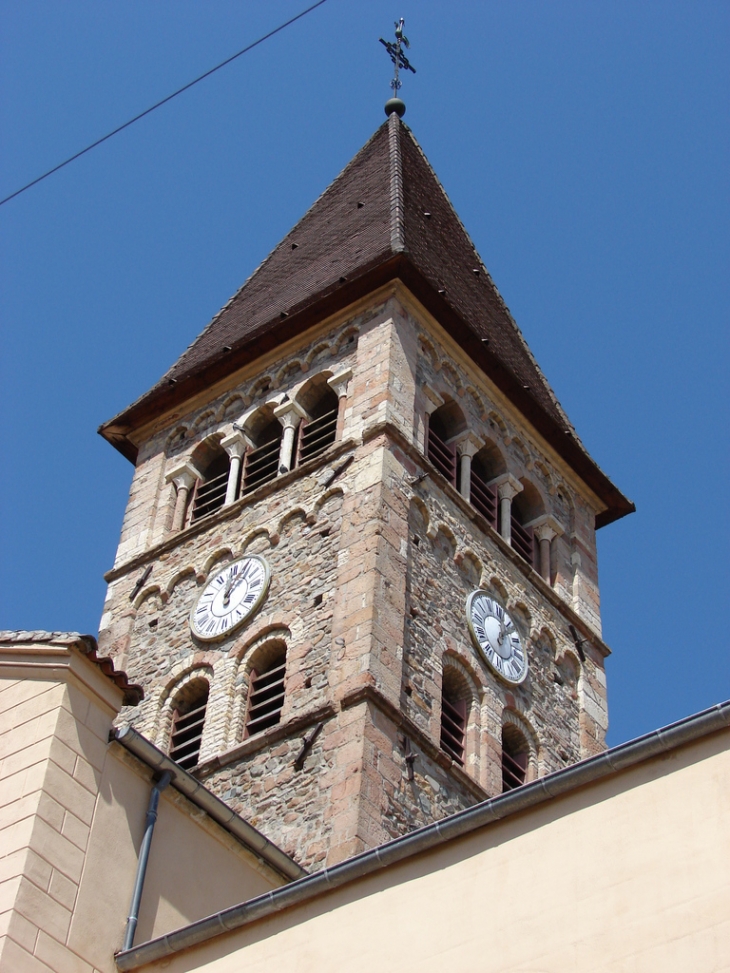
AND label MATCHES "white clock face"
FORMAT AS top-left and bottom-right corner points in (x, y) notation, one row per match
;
(190, 556), (270, 642)
(466, 591), (528, 685)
